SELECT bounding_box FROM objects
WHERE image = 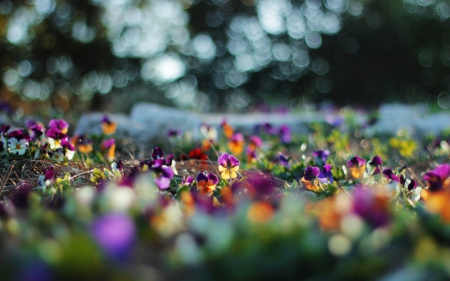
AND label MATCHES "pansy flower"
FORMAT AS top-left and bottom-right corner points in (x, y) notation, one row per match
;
(218, 153), (240, 180)
(313, 150), (330, 164)
(101, 138), (116, 160)
(278, 124), (291, 143)
(352, 188), (390, 228)
(423, 164), (450, 191)
(48, 119), (69, 134)
(46, 128), (67, 150)
(263, 123), (276, 135)
(369, 156), (383, 175)
(150, 159), (174, 190)
(246, 146), (257, 163)
(8, 137), (28, 155)
(180, 175), (194, 187)
(101, 115), (117, 135)
(72, 135), (93, 154)
(300, 166), (321, 191)
(38, 166), (55, 191)
(61, 138), (75, 160)
(248, 135), (262, 150)
(318, 164), (334, 184)
(196, 172), (219, 196)
(278, 152), (290, 167)
(382, 168), (399, 182)
(51, 150), (64, 162)
(228, 132), (245, 155)
(221, 120), (234, 139)
(188, 148), (208, 161)
(8, 129), (31, 141)
(347, 156), (366, 179)
(90, 213), (135, 262)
